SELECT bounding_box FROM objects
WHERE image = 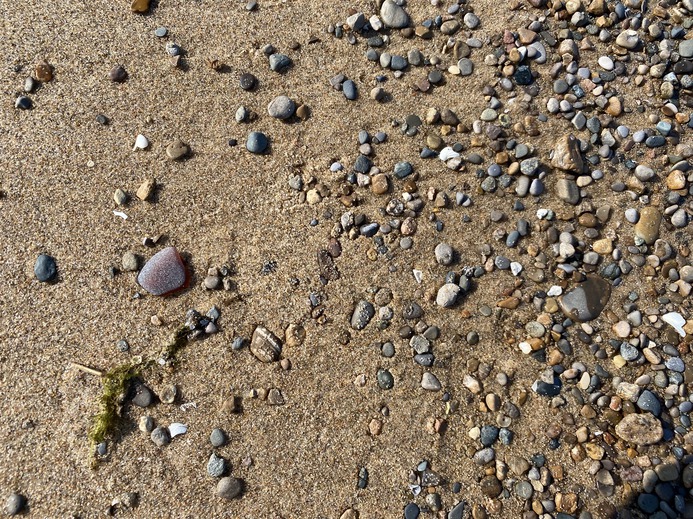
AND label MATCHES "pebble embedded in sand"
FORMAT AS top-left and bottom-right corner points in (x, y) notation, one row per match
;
(109, 65), (128, 82)
(35, 61), (53, 82)
(634, 206), (661, 244)
(131, 0), (150, 13)
(615, 413), (662, 445)
(137, 247), (187, 296)
(166, 139), (190, 160)
(34, 254), (57, 282)
(136, 178), (155, 201)
(246, 131), (268, 154)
